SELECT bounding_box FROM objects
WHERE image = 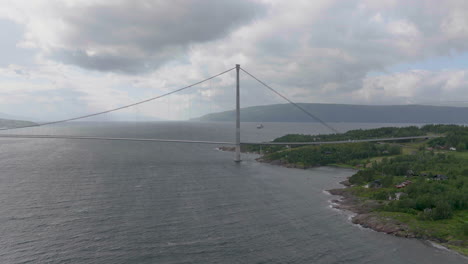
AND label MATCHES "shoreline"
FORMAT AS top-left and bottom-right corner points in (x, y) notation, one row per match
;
(217, 146), (467, 256)
(327, 185), (418, 238)
(326, 183), (468, 258)
(254, 152), (467, 256)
